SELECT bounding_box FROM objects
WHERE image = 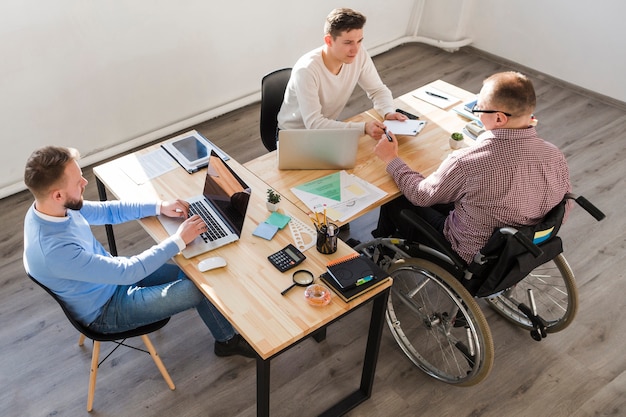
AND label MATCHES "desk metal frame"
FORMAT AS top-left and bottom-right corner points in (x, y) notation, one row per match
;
(256, 289), (389, 417)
